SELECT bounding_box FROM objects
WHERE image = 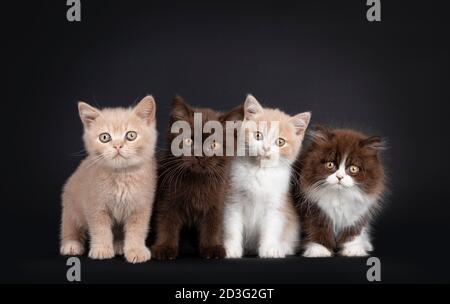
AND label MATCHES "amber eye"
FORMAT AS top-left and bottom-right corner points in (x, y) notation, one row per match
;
(184, 138), (193, 146)
(254, 131), (263, 141)
(125, 131), (137, 141)
(211, 141), (221, 150)
(99, 133), (111, 143)
(275, 138), (286, 147)
(349, 165), (360, 174)
(325, 161), (335, 170)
